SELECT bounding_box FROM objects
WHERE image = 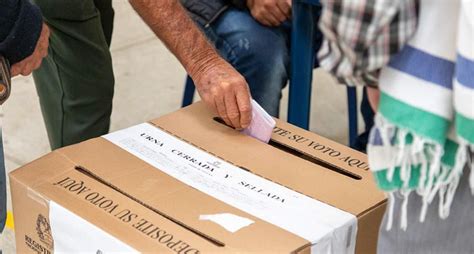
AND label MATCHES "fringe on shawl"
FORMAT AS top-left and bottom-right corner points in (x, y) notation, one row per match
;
(369, 115), (473, 231)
